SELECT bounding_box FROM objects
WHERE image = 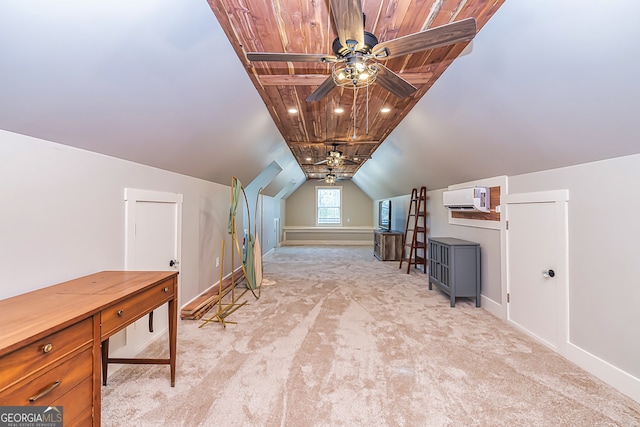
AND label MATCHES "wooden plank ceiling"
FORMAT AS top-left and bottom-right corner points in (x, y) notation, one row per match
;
(207, 0), (504, 182)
